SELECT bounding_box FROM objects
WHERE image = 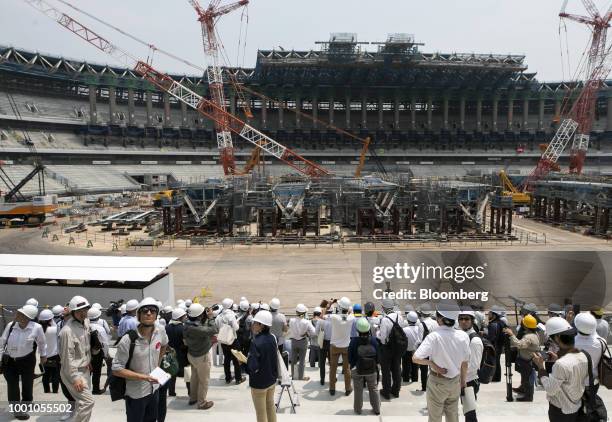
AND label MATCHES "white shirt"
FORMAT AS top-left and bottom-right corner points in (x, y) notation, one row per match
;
(316, 318), (332, 341)
(288, 317), (315, 340)
(575, 334), (605, 383)
(414, 325), (470, 379)
(422, 317), (439, 338)
(0, 320), (47, 359)
(43, 325), (59, 357)
(540, 352), (588, 415)
(466, 328), (483, 382)
(90, 319), (111, 356)
(330, 313), (355, 348)
(377, 312), (403, 344)
(215, 309), (239, 332)
(403, 323), (422, 352)
(596, 319), (609, 341)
